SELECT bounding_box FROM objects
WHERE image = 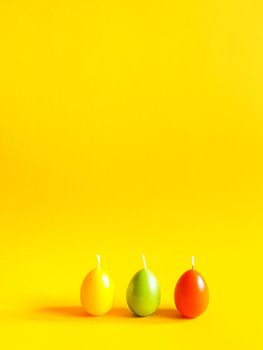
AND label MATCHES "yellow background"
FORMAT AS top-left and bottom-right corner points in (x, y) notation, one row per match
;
(0, 0), (263, 348)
